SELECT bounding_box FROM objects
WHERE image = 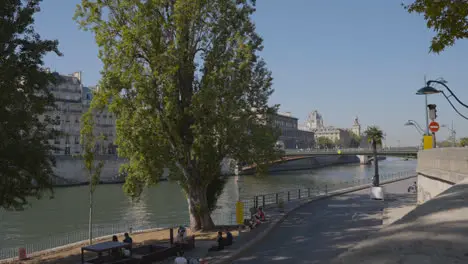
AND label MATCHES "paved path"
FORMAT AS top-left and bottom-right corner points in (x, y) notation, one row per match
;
(233, 178), (415, 264)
